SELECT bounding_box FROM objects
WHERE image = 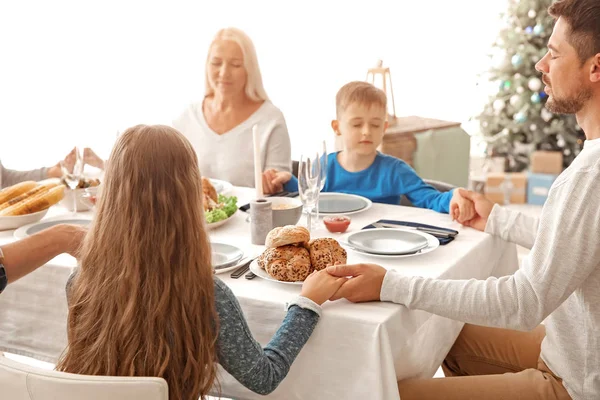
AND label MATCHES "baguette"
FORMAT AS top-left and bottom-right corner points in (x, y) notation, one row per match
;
(0, 181), (38, 205)
(0, 185), (65, 216)
(0, 182), (59, 212)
